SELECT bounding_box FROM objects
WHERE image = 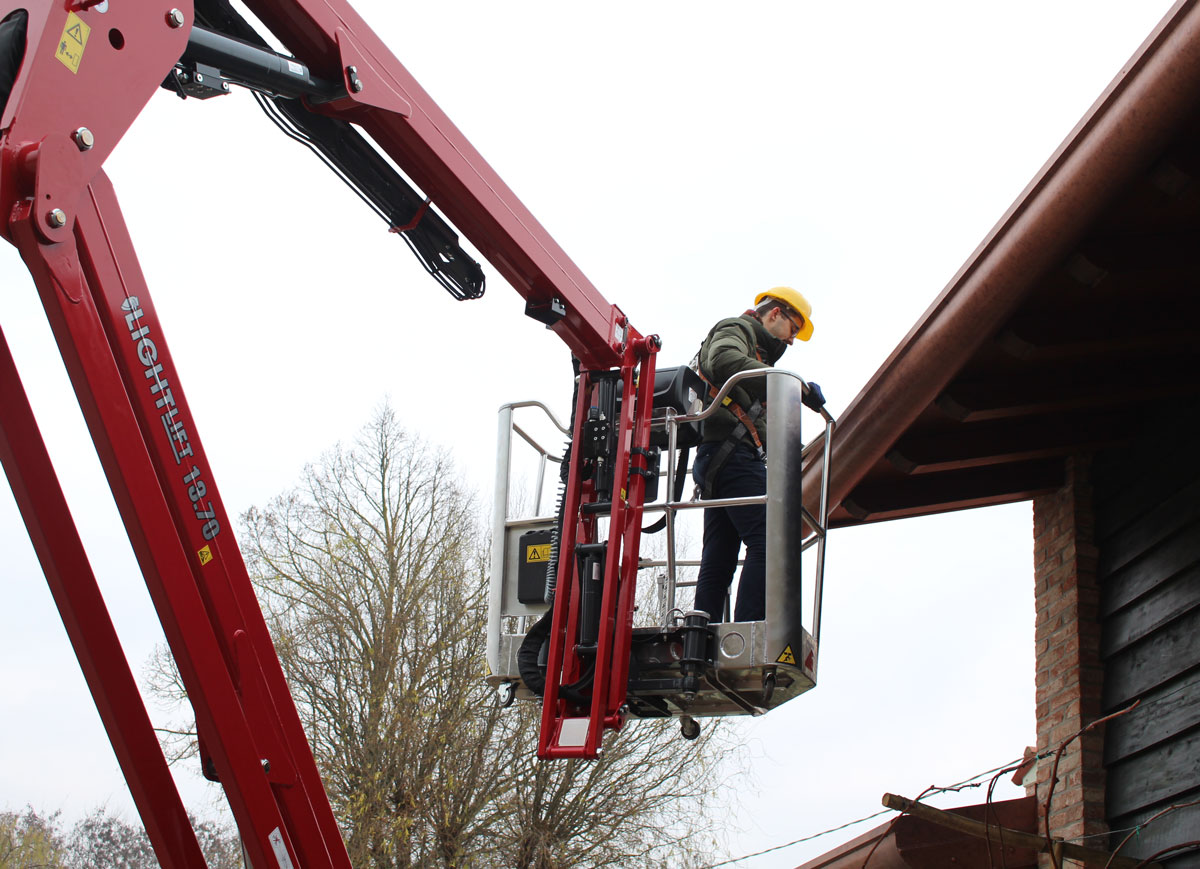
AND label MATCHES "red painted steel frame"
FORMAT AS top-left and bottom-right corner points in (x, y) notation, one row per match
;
(1, 10), (658, 869)
(1, 5), (349, 864)
(538, 337), (658, 759)
(605, 341), (659, 713)
(0, 330), (208, 869)
(9, 172), (352, 865)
